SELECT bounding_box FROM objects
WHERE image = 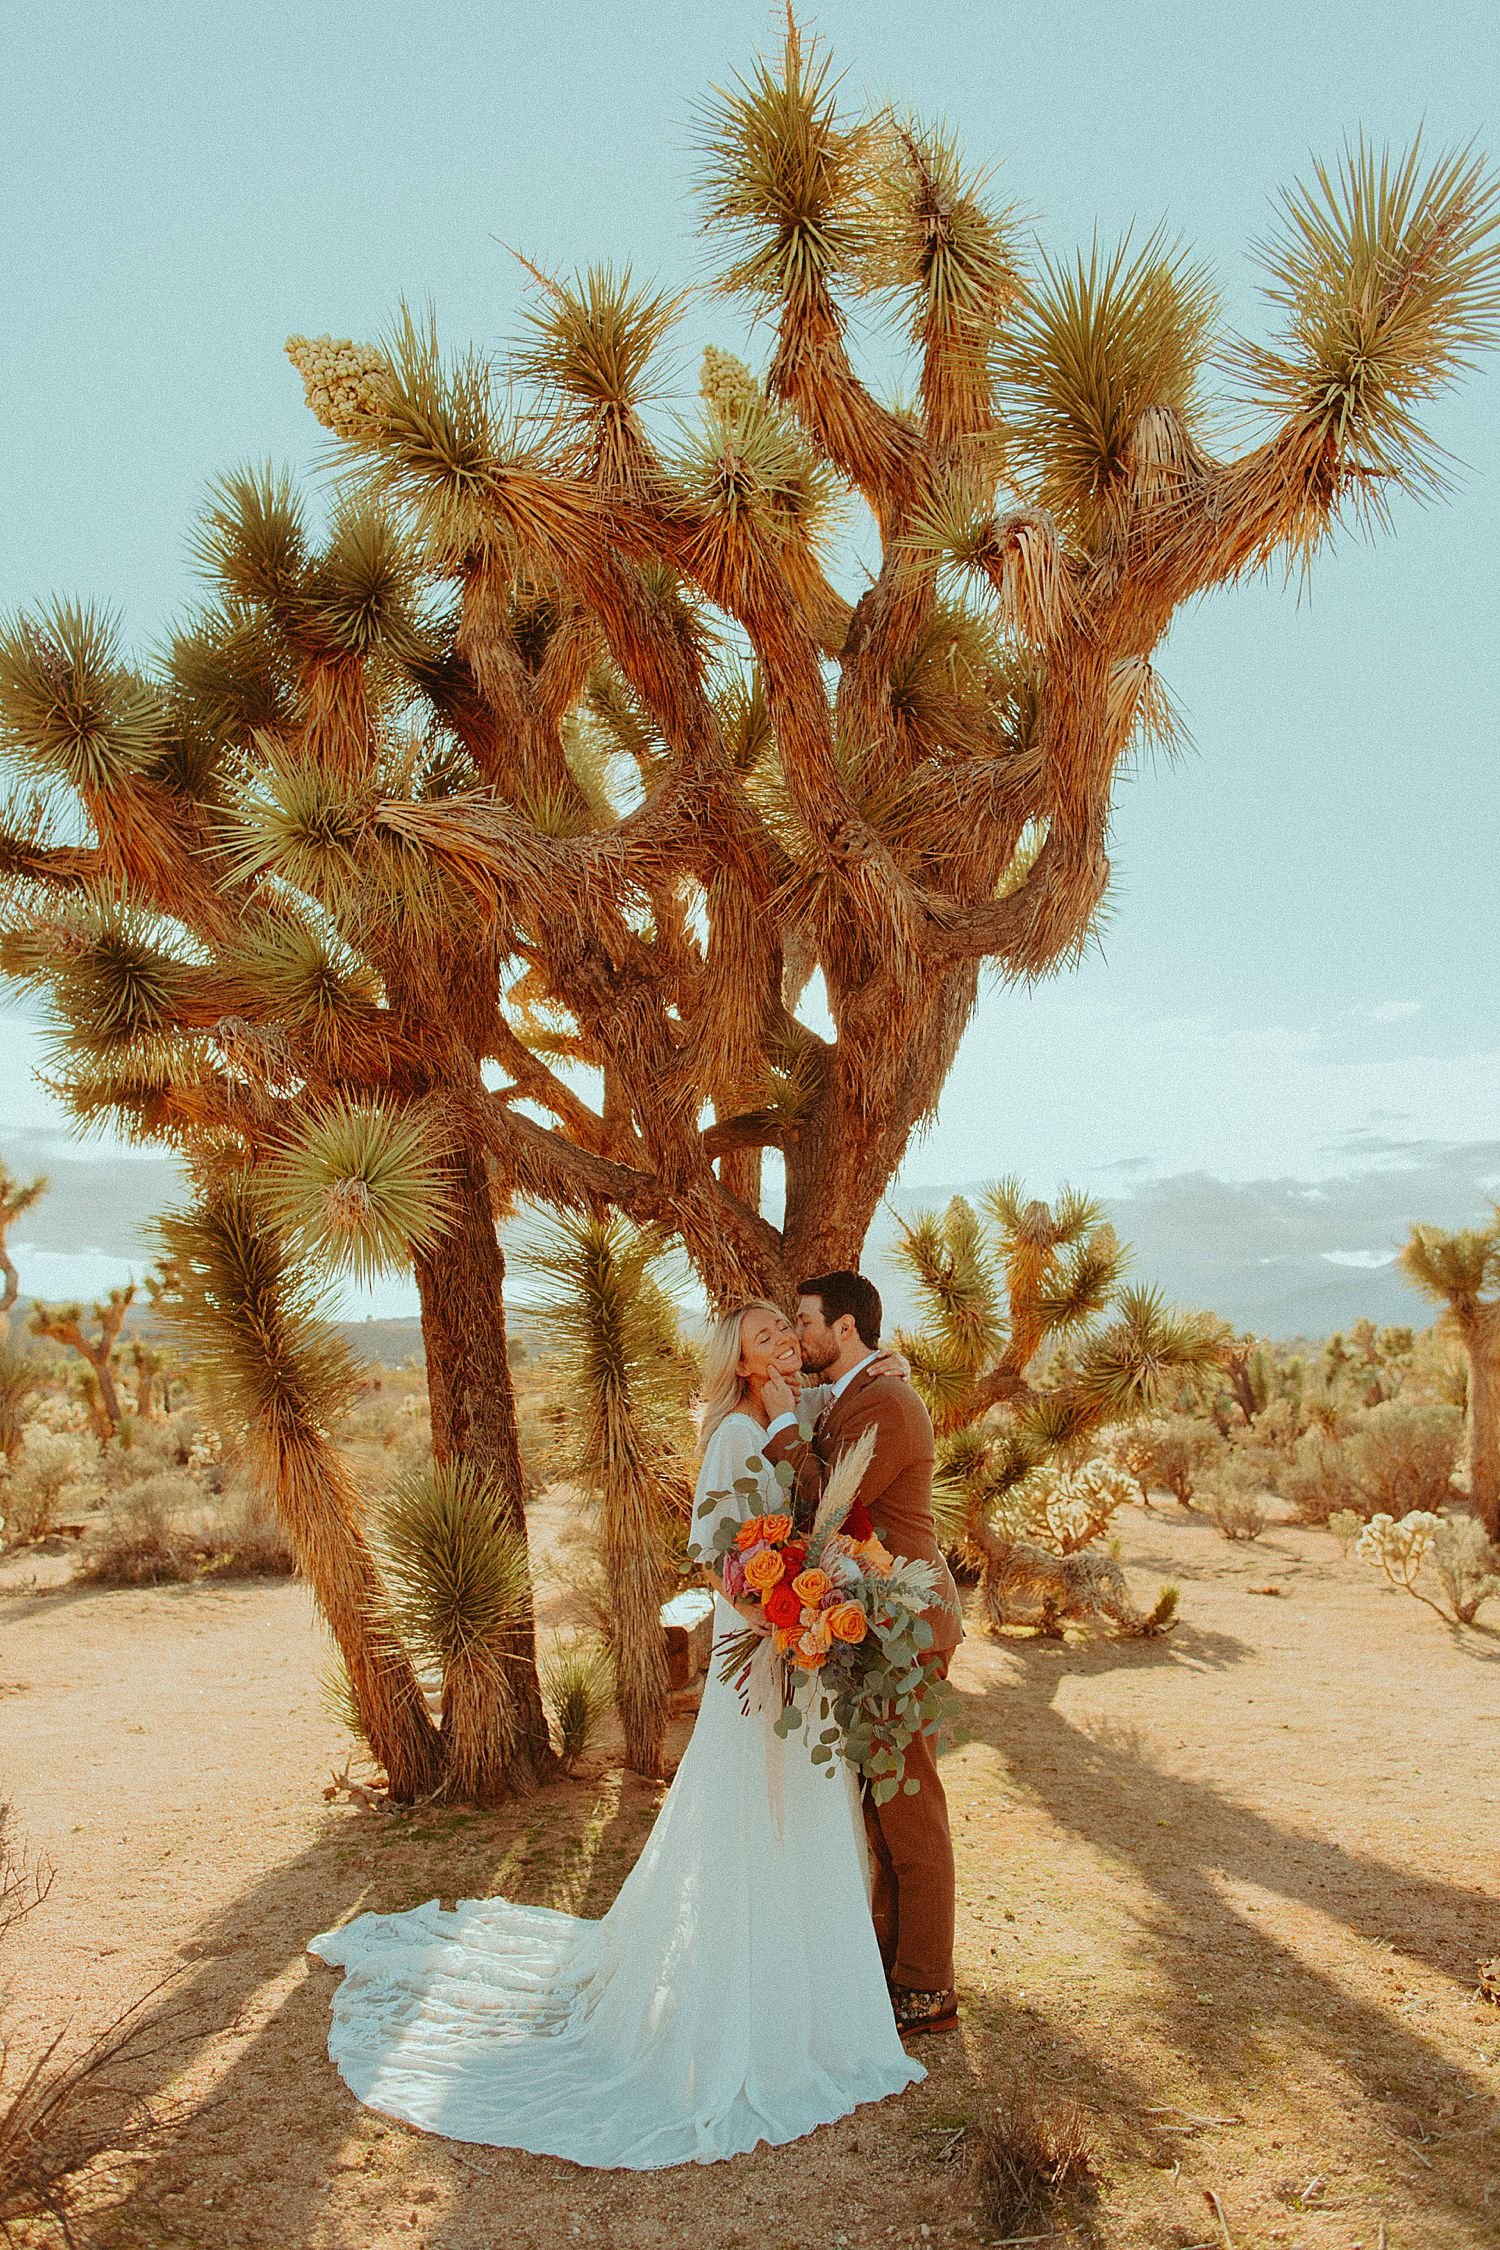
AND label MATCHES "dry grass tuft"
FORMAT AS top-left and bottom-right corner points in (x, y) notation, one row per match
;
(0, 1806), (184, 2241)
(969, 2079), (1098, 2236)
